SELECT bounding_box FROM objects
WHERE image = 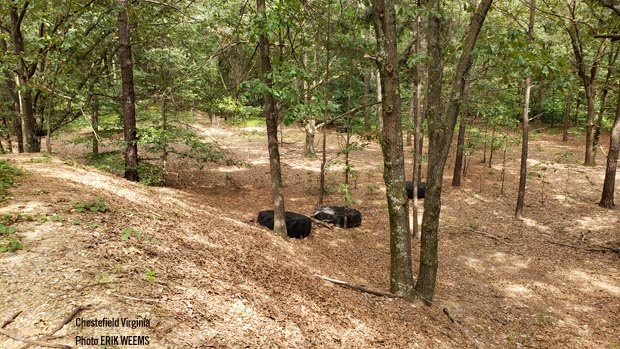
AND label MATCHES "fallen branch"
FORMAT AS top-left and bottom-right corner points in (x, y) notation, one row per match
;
(315, 274), (400, 298)
(1, 311), (22, 328)
(114, 294), (162, 303)
(464, 227), (508, 244)
(19, 306), (88, 349)
(544, 239), (619, 253)
(0, 328), (71, 349)
(310, 217), (335, 230)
